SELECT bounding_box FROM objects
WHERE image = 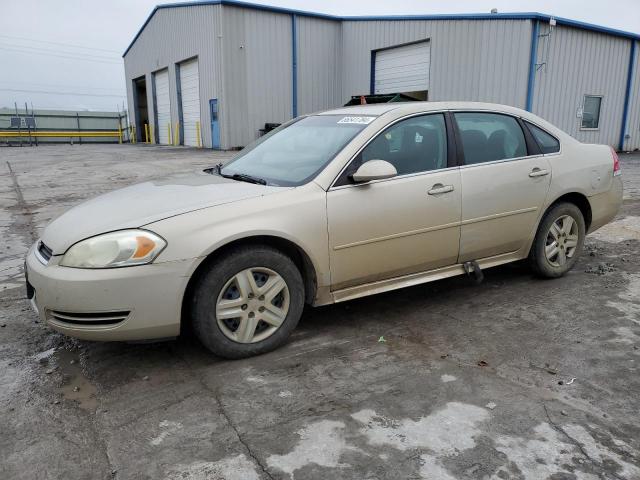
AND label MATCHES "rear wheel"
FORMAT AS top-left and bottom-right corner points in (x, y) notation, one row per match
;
(191, 246), (305, 358)
(529, 202), (585, 278)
